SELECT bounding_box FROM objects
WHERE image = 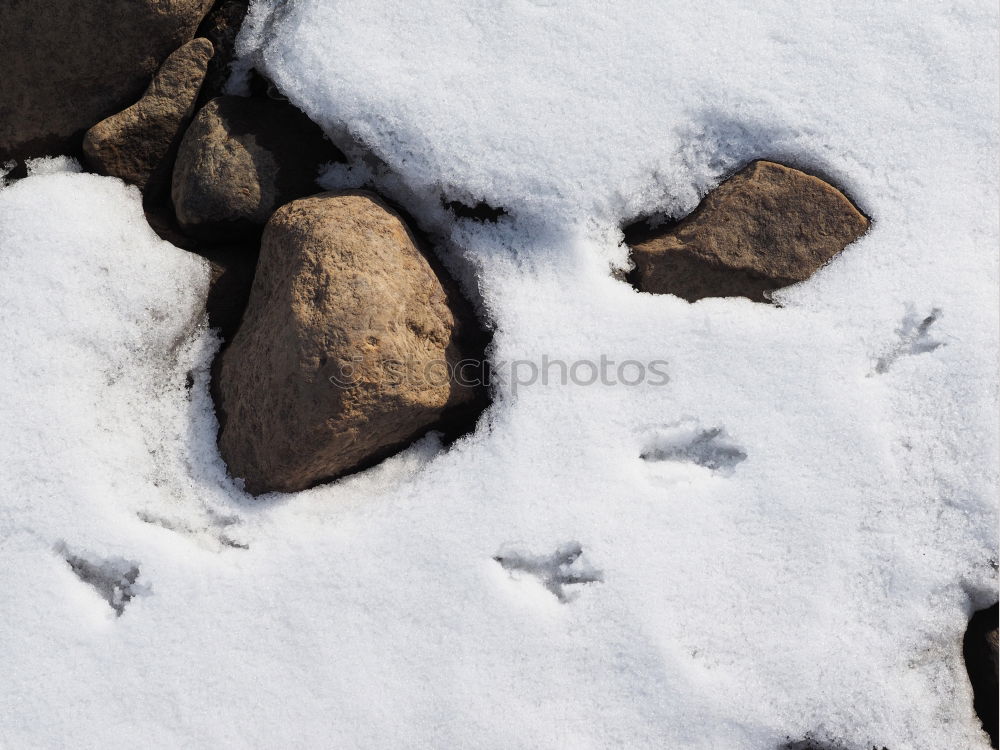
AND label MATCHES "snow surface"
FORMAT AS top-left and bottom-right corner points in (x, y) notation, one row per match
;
(1, 1), (998, 748)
